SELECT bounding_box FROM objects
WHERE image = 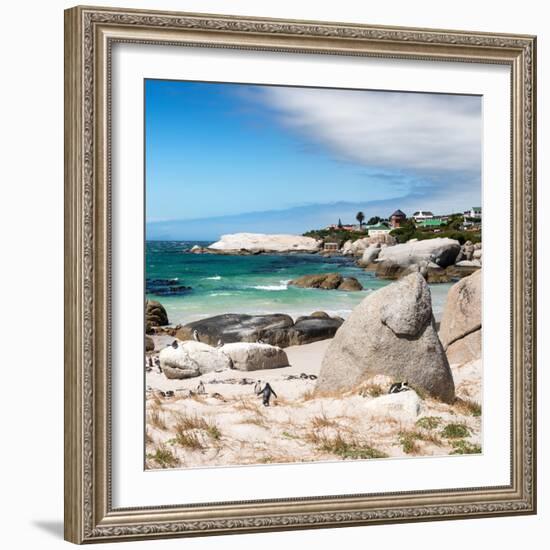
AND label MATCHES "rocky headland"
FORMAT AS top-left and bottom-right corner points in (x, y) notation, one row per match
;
(191, 233), (322, 255)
